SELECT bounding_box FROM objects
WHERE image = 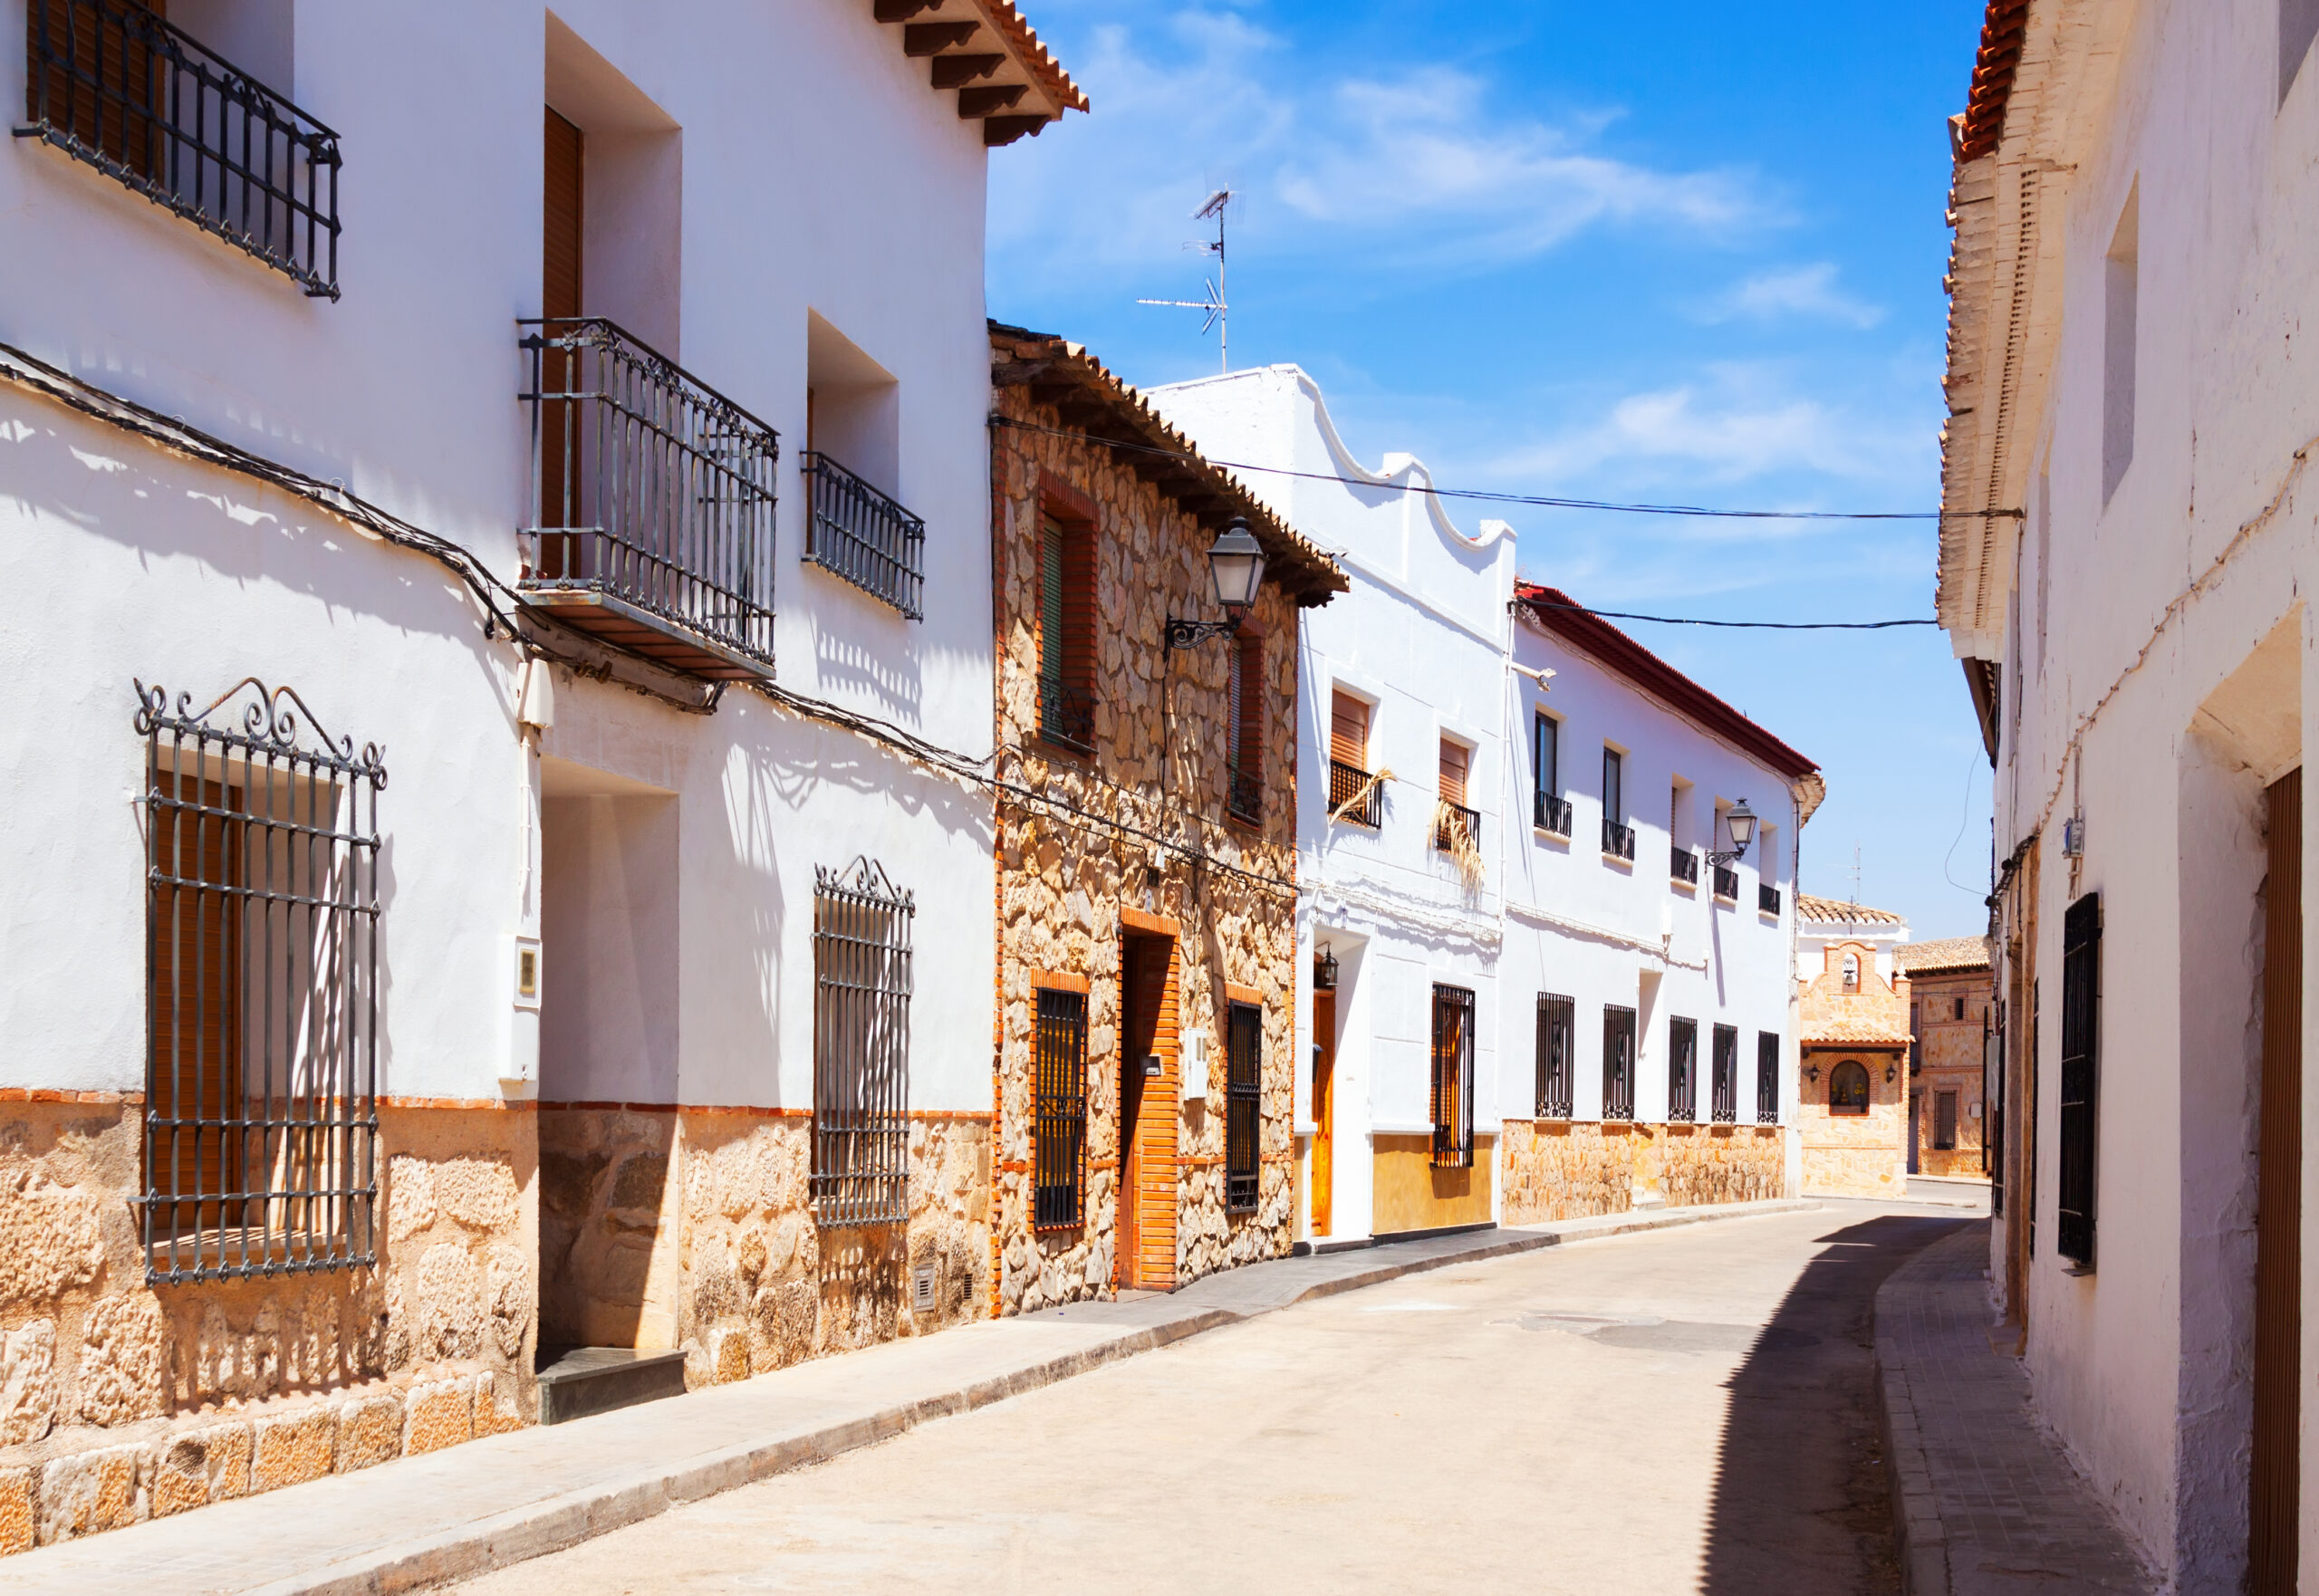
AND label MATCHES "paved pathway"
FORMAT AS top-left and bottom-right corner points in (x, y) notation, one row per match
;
(453, 1204), (1961, 1596)
(1874, 1226), (2155, 1594)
